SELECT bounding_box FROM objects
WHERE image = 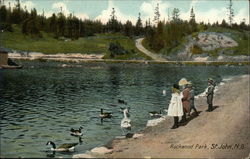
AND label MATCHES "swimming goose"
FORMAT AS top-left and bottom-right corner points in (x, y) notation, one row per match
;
(118, 99), (127, 105)
(149, 110), (163, 118)
(70, 126), (83, 136)
(46, 141), (78, 152)
(99, 109), (112, 118)
(121, 108), (131, 135)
